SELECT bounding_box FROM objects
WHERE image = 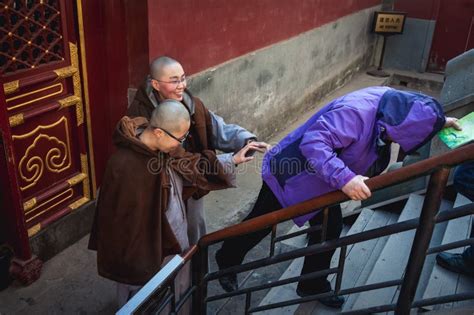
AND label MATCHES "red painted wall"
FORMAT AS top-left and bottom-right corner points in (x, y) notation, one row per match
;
(394, 0), (474, 71)
(81, 1), (130, 186)
(82, 0), (382, 186)
(395, 0), (440, 20)
(428, 0), (474, 71)
(147, 0), (380, 75)
(124, 1), (150, 88)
